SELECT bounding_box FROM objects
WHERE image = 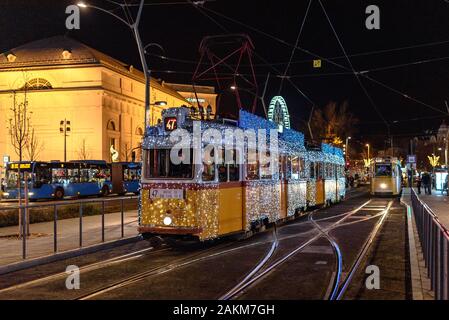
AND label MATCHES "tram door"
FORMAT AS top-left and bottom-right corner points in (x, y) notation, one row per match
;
(218, 149), (244, 235)
(279, 155), (288, 220)
(315, 162), (325, 205)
